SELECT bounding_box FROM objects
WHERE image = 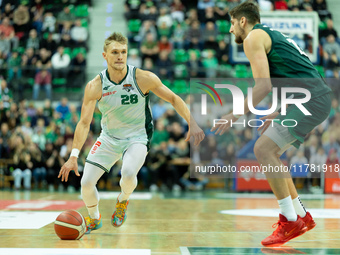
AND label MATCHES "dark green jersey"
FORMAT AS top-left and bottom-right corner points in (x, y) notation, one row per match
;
(252, 23), (331, 99)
